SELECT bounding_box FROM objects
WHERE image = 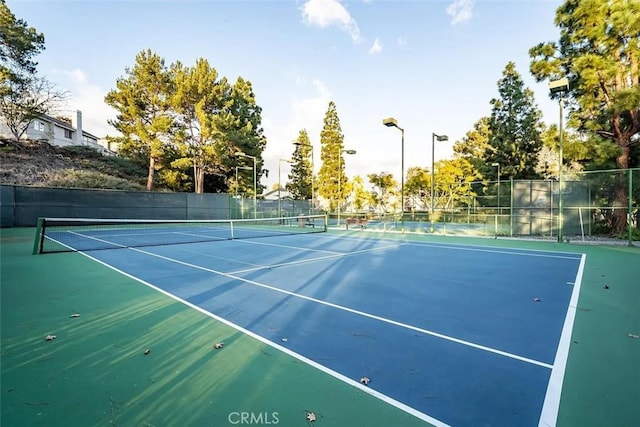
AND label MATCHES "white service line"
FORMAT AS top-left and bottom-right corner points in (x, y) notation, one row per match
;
(130, 245), (553, 369)
(68, 230), (127, 248)
(74, 249), (450, 427)
(233, 238), (344, 255)
(538, 253), (587, 427)
(228, 244), (403, 274)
